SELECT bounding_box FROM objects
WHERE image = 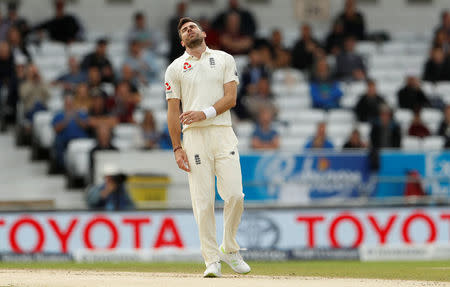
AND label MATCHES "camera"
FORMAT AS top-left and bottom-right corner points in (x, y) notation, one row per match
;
(111, 173), (127, 185)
